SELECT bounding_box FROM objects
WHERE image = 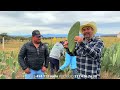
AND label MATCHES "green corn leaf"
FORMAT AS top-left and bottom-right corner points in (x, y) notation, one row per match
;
(9, 57), (14, 71)
(116, 45), (120, 66)
(12, 71), (16, 79)
(0, 75), (6, 79)
(112, 53), (117, 66)
(68, 21), (80, 53)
